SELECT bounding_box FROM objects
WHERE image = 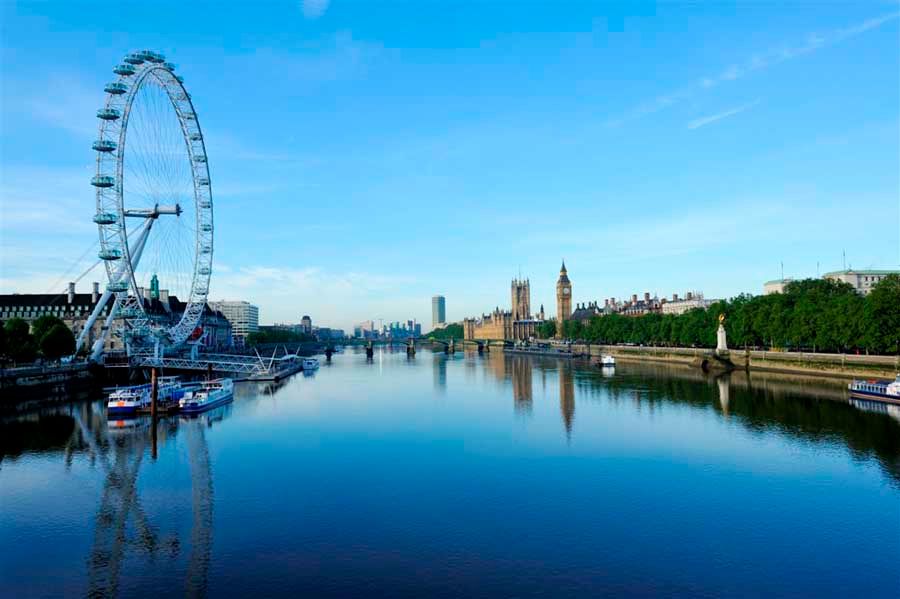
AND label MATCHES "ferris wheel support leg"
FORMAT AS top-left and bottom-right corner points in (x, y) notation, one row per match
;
(75, 287), (114, 355)
(90, 295), (122, 363)
(78, 220), (155, 360)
